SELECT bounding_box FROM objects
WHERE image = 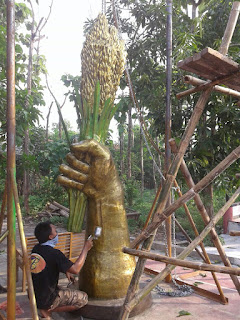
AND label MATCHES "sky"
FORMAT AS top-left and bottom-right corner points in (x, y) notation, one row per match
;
(34, 0), (105, 133)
